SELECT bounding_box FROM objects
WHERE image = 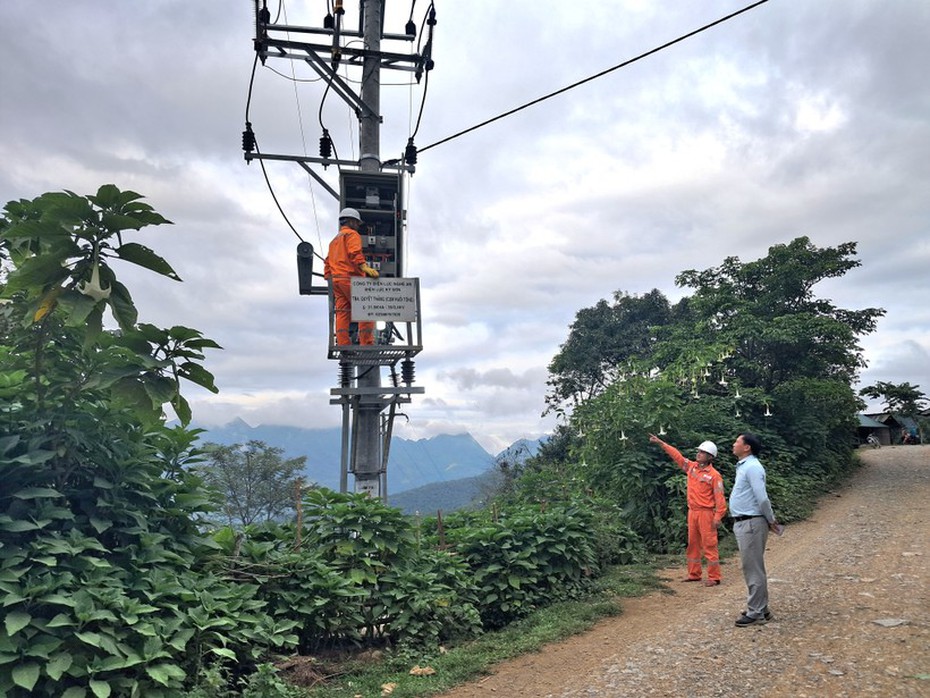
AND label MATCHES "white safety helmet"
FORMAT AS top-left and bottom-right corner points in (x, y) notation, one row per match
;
(338, 207), (362, 221)
(697, 440), (718, 458)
